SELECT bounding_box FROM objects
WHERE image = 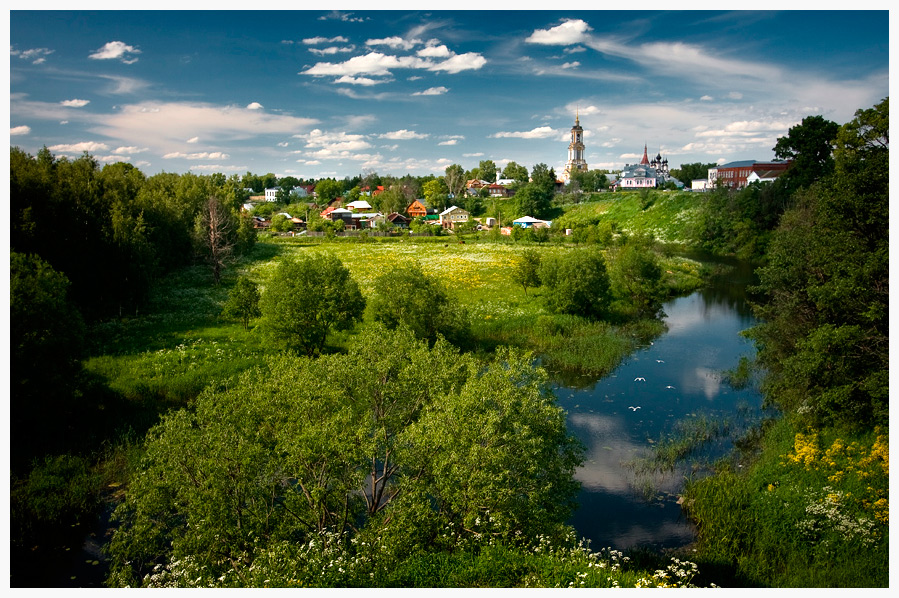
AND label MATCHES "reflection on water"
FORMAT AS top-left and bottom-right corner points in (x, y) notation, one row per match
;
(559, 260), (762, 551)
